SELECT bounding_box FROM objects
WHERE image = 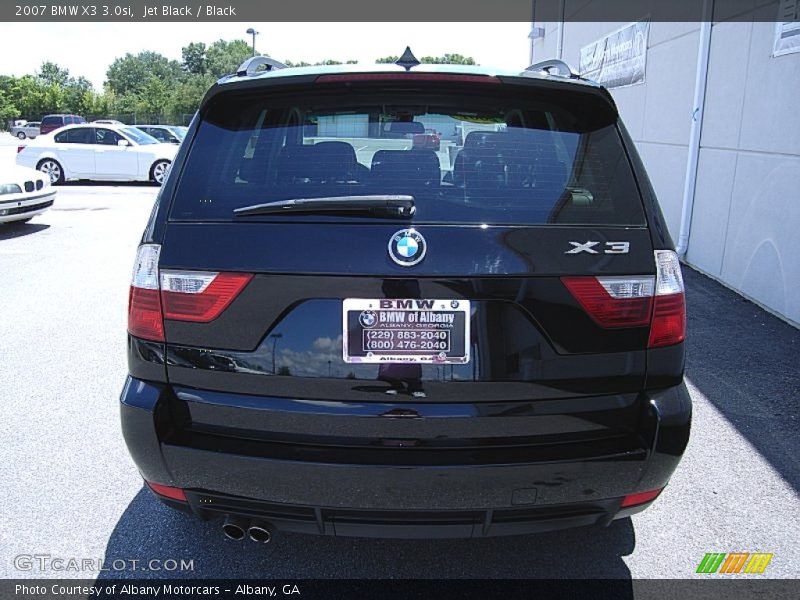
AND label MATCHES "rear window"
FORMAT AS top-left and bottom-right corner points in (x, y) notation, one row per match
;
(55, 127), (94, 144)
(42, 116), (62, 126)
(170, 82), (646, 226)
